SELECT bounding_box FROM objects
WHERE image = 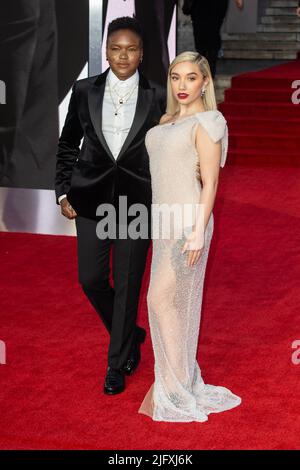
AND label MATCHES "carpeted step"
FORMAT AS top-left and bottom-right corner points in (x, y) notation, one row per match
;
(231, 76), (298, 90)
(227, 116), (300, 136)
(227, 148), (300, 166)
(219, 59), (300, 166)
(225, 87), (298, 103)
(219, 101), (300, 119)
(229, 132), (300, 152)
